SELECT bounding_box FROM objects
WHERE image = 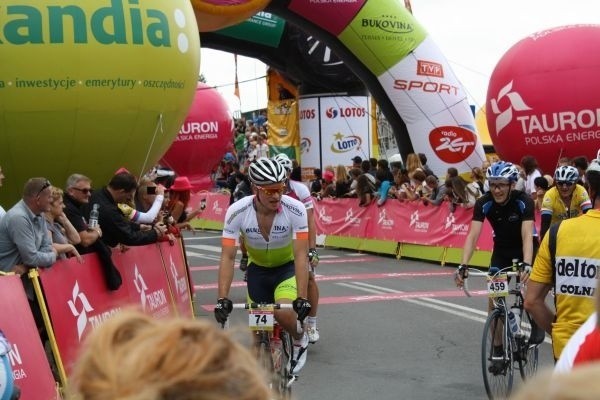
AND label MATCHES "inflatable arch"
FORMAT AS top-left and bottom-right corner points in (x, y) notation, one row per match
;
(193, 0), (486, 177)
